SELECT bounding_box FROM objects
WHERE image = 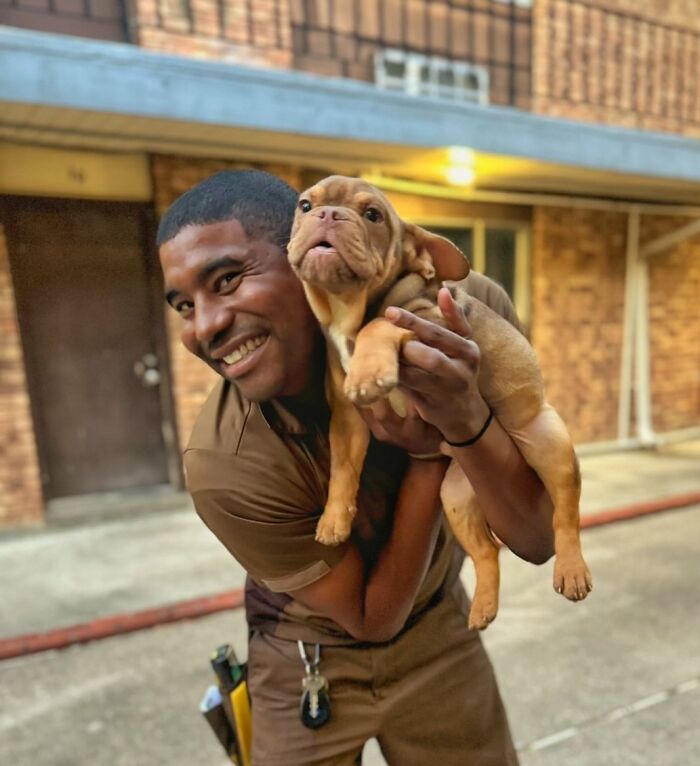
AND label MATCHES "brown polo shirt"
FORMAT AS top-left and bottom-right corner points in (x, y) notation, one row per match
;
(184, 272), (520, 644)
